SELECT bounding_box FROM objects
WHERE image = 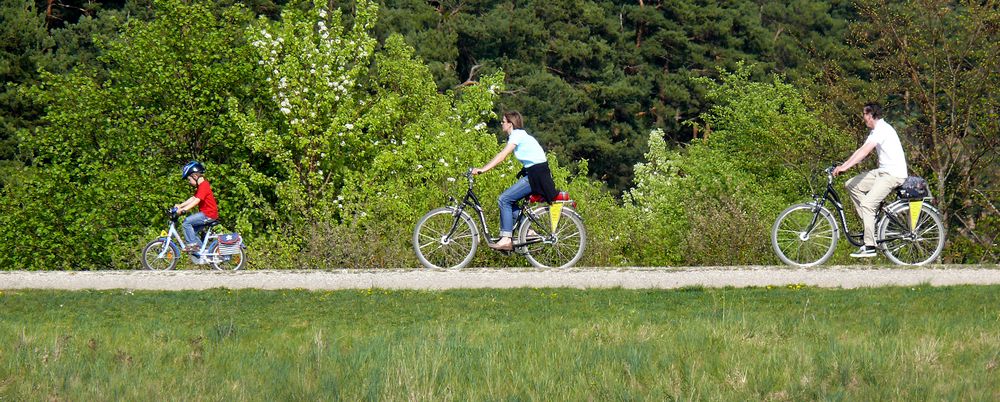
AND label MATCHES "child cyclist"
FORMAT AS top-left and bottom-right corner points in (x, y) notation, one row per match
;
(173, 161), (219, 252)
